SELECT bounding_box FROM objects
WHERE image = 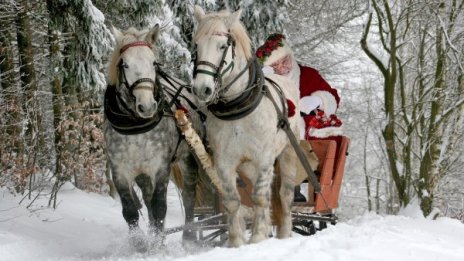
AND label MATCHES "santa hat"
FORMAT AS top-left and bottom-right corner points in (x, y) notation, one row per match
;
(257, 34), (300, 86)
(257, 34), (292, 64)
